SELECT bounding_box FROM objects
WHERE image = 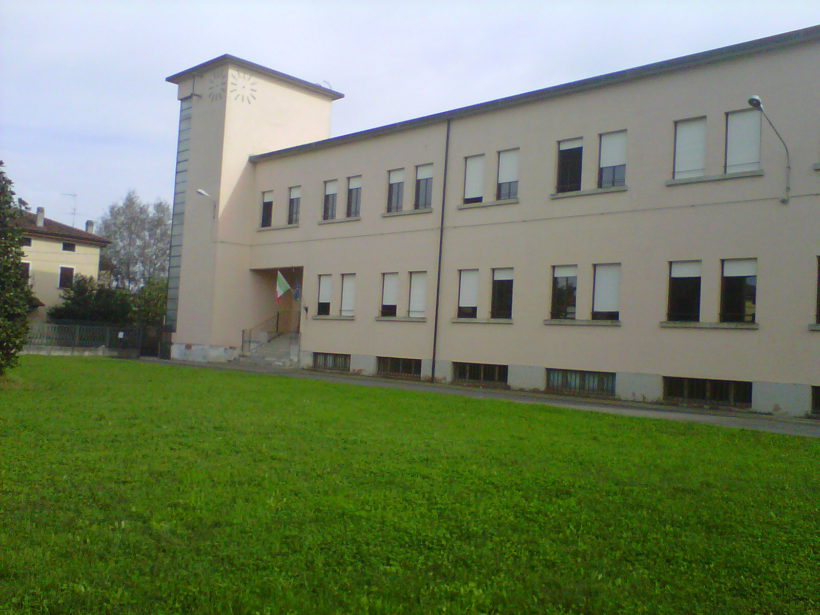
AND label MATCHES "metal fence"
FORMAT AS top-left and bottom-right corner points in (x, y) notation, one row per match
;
(26, 323), (142, 351)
